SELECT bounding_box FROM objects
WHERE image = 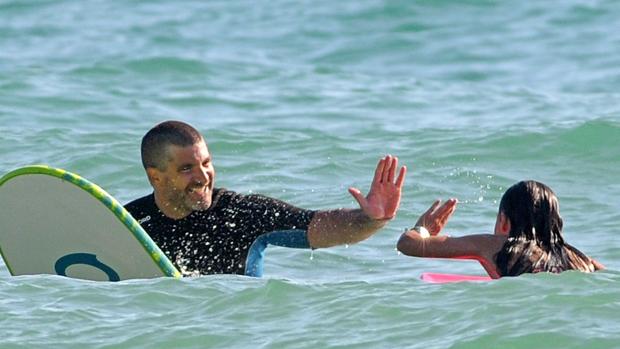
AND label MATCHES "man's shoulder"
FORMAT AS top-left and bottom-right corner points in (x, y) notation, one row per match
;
(210, 189), (301, 216)
(124, 193), (155, 216)
(217, 190), (315, 219)
(212, 188), (269, 205)
(214, 189), (281, 207)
